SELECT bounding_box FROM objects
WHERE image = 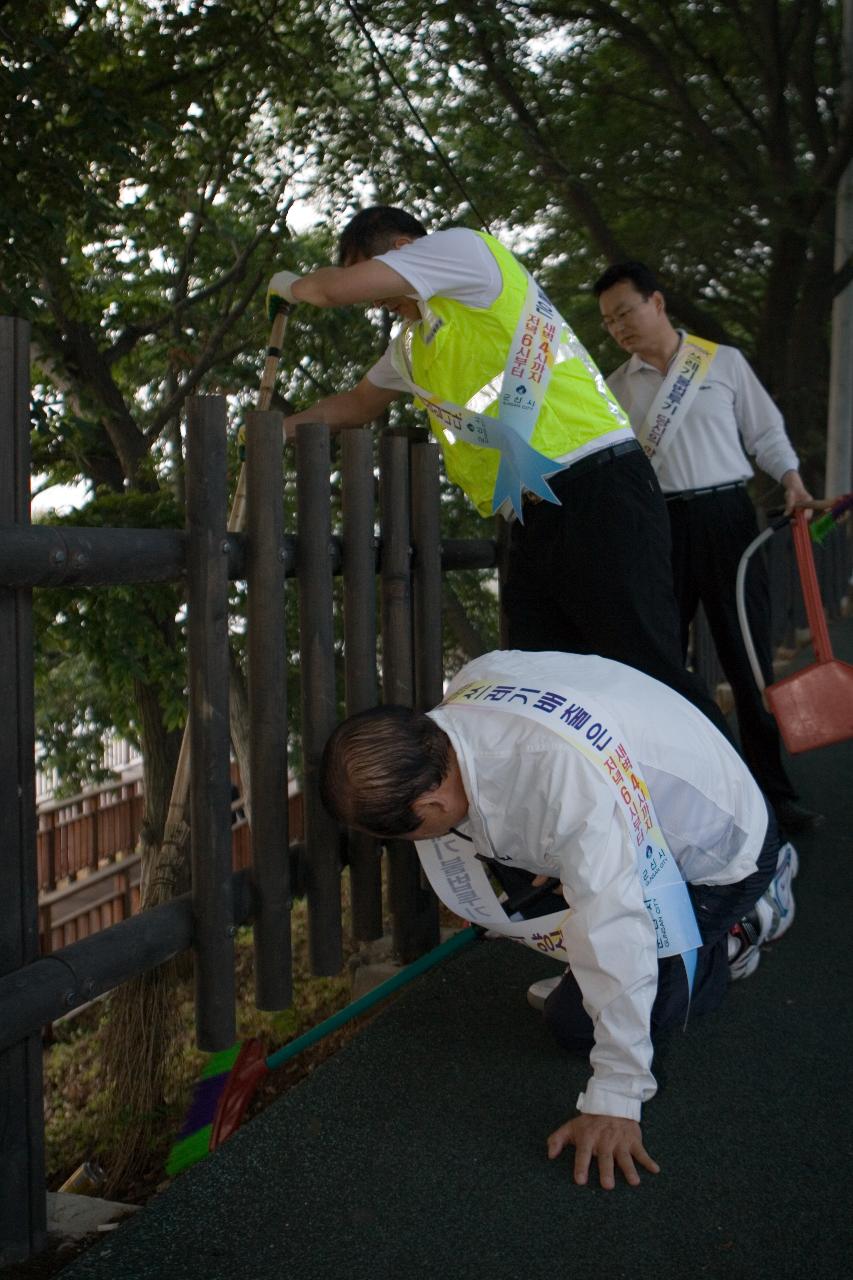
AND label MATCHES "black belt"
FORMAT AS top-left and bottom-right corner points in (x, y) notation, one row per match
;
(524, 439), (642, 505)
(664, 480), (747, 502)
